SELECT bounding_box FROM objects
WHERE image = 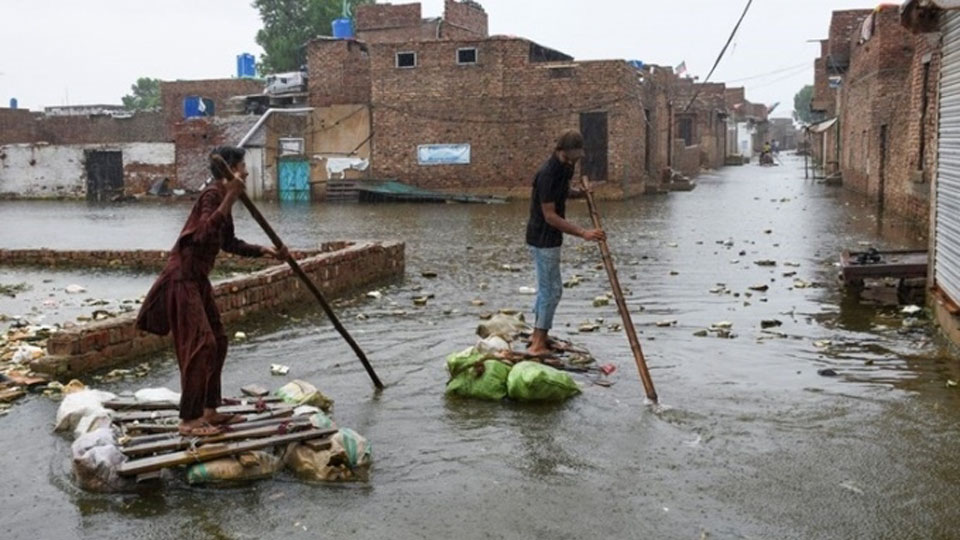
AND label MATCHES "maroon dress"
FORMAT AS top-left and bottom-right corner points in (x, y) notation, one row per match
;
(136, 181), (262, 421)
